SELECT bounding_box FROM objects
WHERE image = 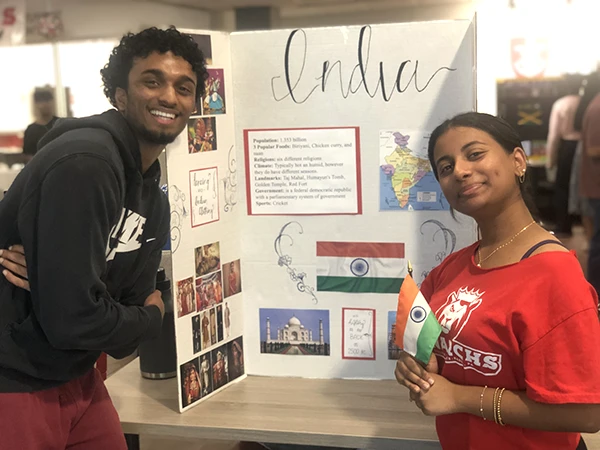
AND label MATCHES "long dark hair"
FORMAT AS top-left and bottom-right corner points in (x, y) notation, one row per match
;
(427, 112), (537, 218)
